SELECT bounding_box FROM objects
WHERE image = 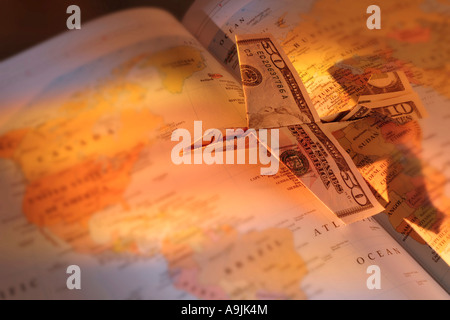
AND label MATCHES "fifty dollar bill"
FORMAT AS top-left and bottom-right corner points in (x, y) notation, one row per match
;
(236, 33), (320, 129)
(236, 33), (384, 224)
(268, 123), (385, 224)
